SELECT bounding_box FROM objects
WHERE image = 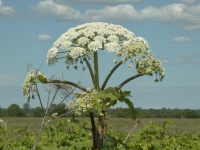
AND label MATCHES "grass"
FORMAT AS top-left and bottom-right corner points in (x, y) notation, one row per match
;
(107, 118), (200, 135)
(1, 117), (200, 138)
